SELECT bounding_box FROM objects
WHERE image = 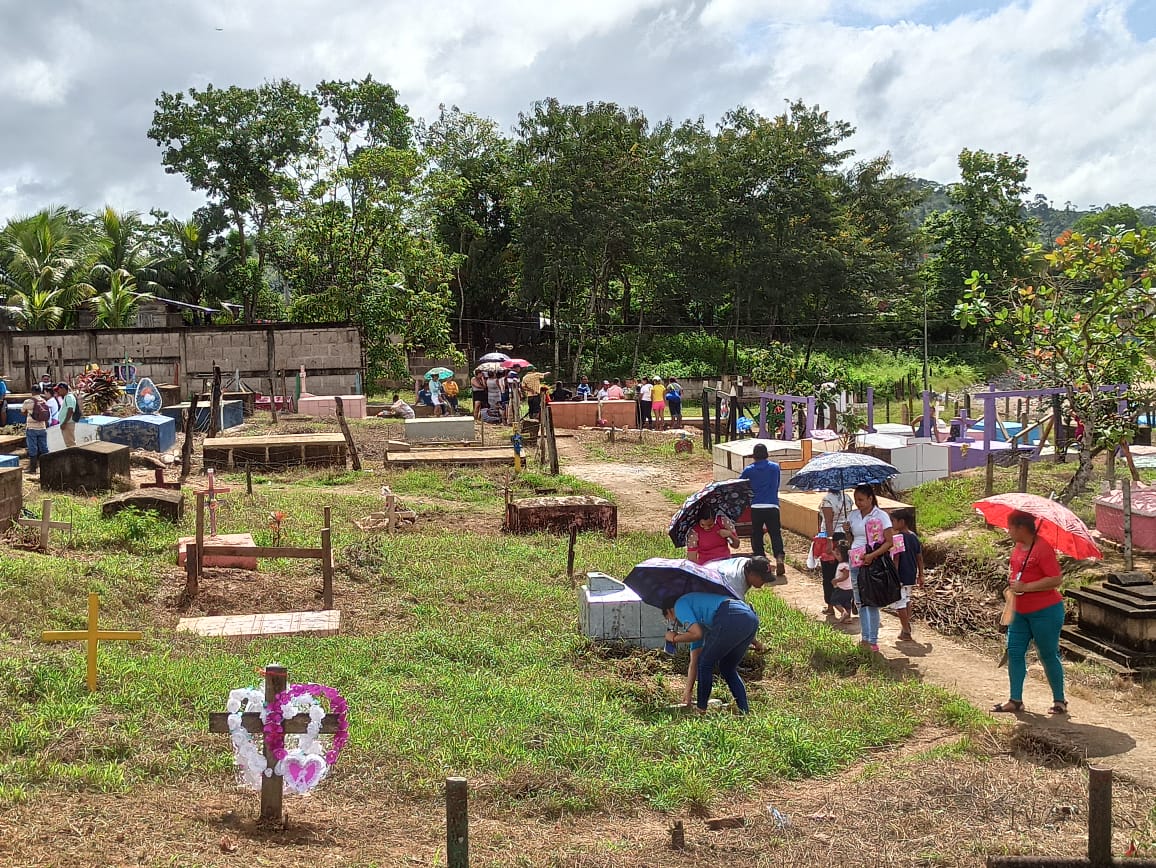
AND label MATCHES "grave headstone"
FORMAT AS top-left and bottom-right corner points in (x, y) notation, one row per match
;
(161, 400), (243, 432)
(403, 416), (476, 442)
(102, 488), (185, 522)
(134, 377), (163, 414)
(578, 572), (666, 649)
(39, 441), (130, 493)
(177, 610), (341, 639)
